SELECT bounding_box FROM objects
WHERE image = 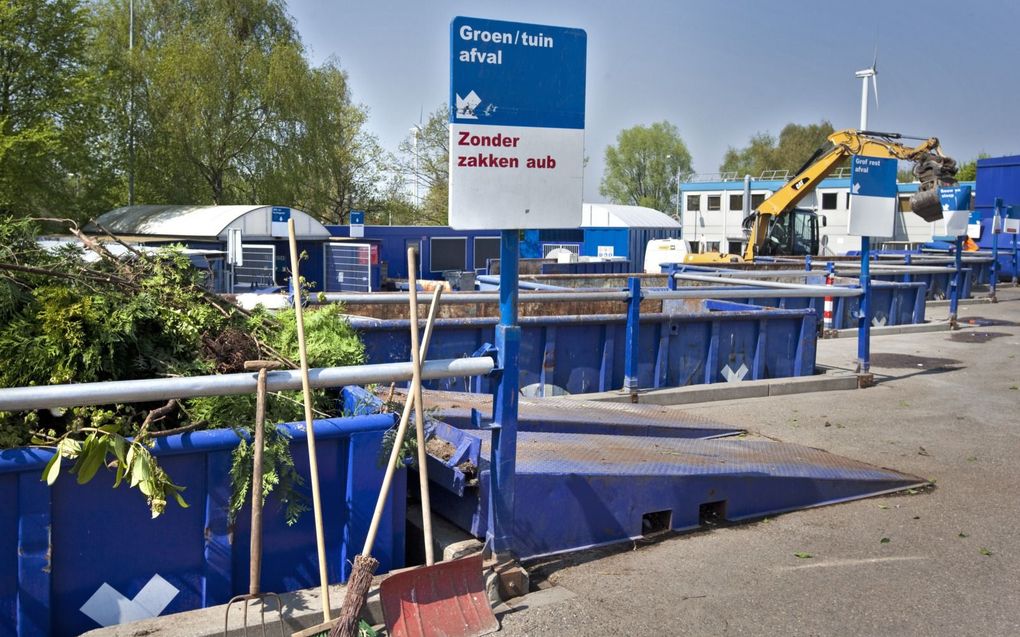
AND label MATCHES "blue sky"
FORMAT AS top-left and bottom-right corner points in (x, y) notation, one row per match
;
(287, 0), (1020, 201)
